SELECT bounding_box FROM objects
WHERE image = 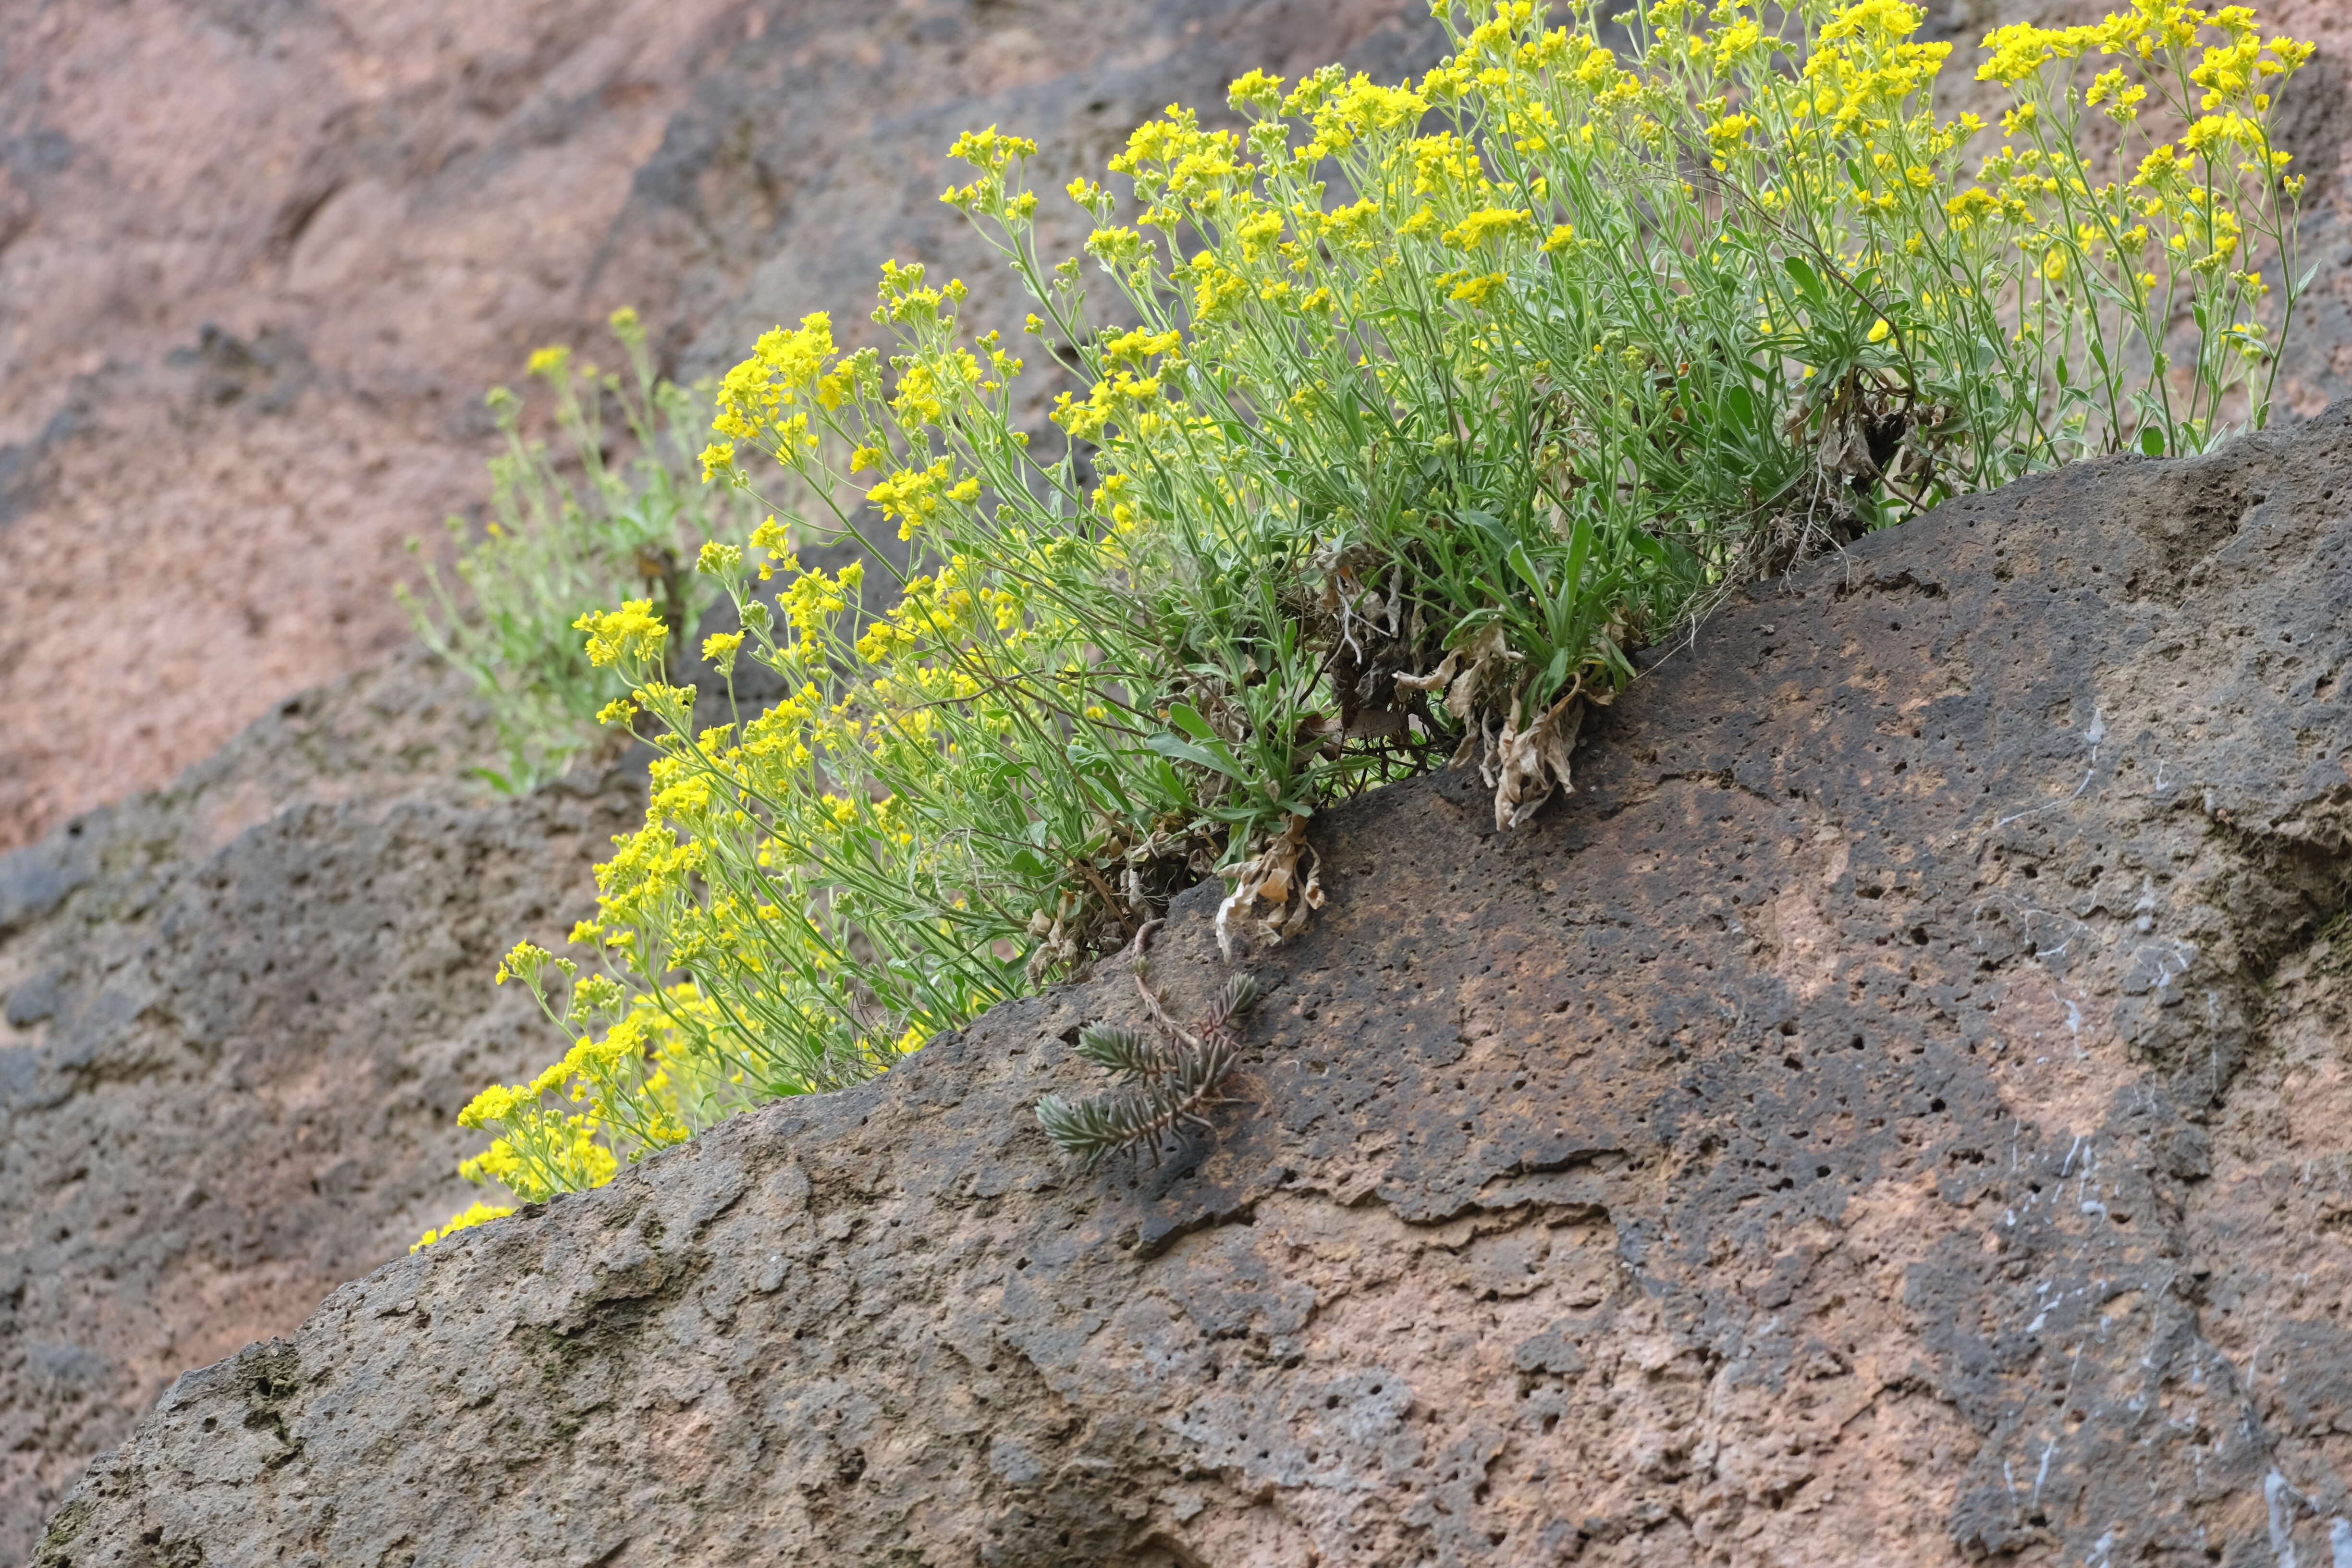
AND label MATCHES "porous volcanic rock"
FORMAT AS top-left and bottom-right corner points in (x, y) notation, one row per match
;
(0, 653), (643, 1558)
(37, 412), (2352, 1564)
